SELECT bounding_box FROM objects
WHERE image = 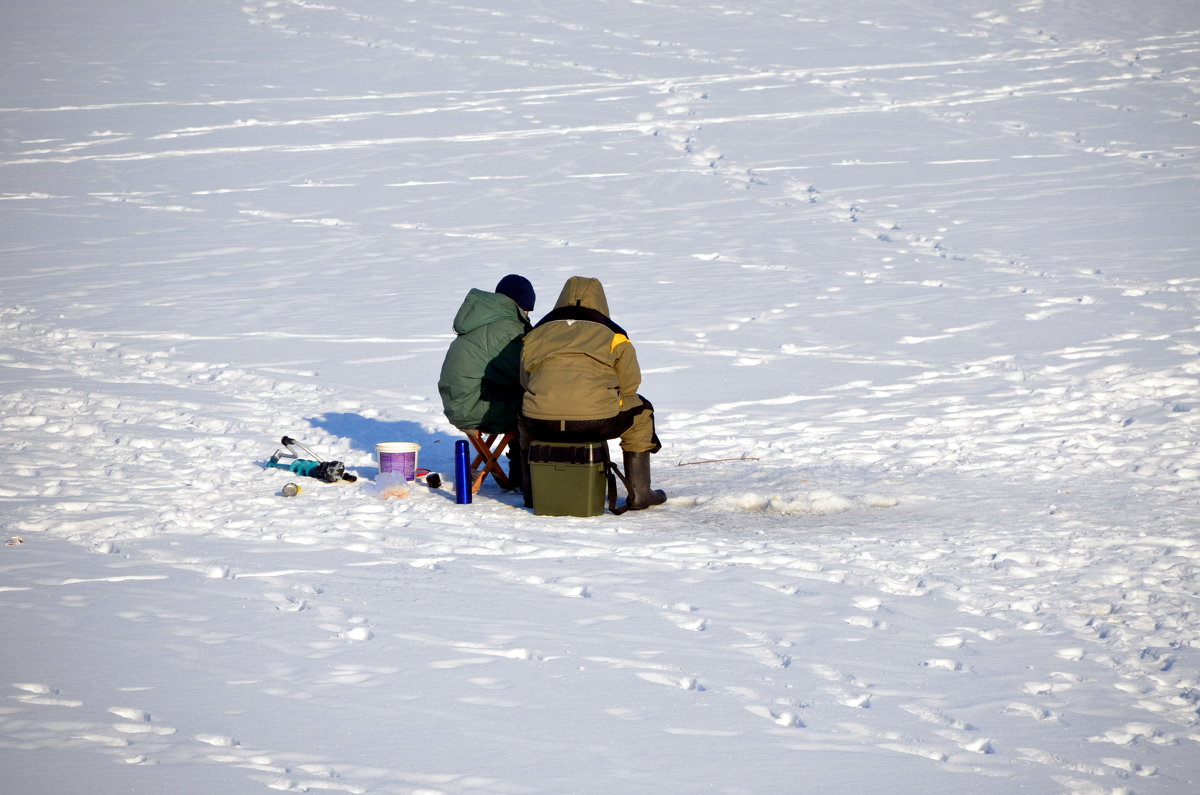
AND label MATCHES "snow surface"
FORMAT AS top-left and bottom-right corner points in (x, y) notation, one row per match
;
(2, 1), (1199, 792)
